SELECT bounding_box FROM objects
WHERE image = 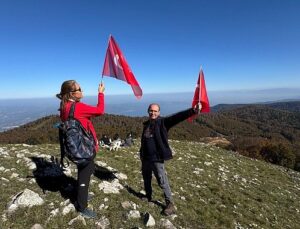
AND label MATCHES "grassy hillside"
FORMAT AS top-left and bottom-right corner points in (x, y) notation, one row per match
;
(0, 142), (299, 228)
(0, 102), (300, 171)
